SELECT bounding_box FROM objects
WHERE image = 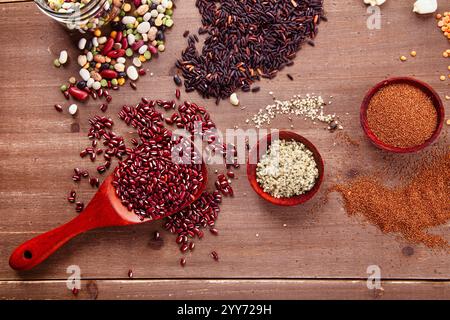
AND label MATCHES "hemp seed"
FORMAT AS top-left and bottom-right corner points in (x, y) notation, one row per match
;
(256, 139), (319, 198)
